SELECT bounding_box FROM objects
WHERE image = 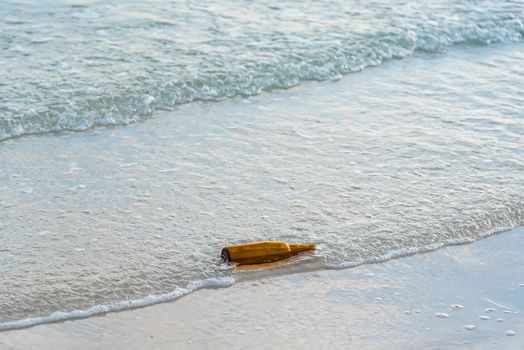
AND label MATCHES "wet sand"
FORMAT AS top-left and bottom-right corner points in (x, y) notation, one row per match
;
(1, 227), (523, 349)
